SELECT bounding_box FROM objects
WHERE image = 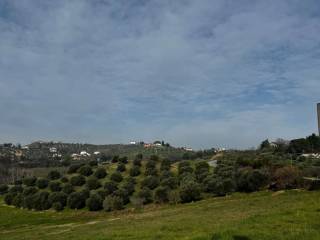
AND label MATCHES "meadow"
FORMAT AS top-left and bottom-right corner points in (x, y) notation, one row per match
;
(1, 190), (320, 240)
